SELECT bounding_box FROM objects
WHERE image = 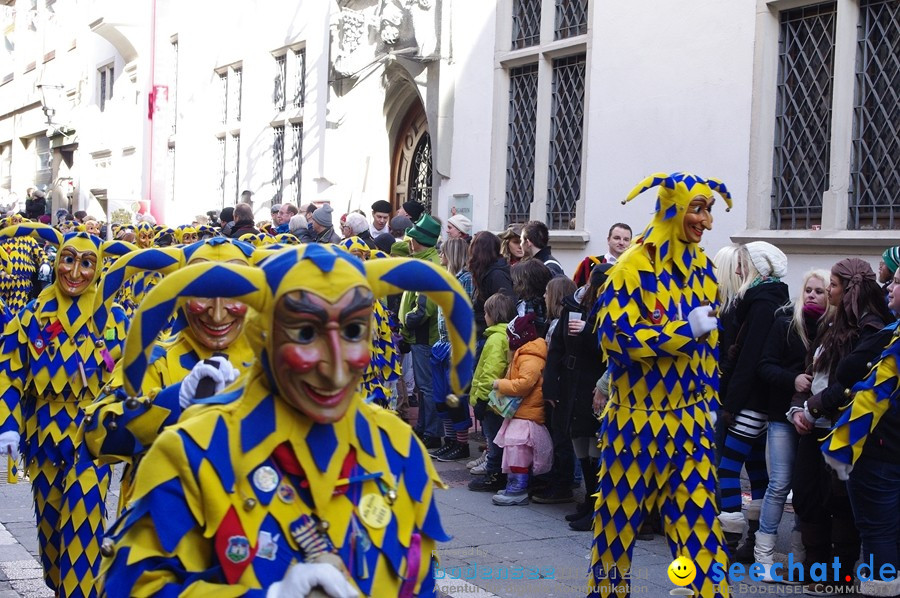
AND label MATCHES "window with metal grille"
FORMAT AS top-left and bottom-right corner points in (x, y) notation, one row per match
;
(274, 54), (286, 112)
(408, 133), (433, 213)
(98, 63), (114, 112)
(849, 0), (900, 230)
(225, 134), (239, 205)
(505, 64), (539, 227)
(35, 136), (51, 190)
(273, 125), (284, 203)
(231, 67), (242, 122)
(771, 2), (836, 230)
(555, 0), (588, 40)
(547, 54), (585, 230)
(216, 136), (226, 207)
(512, 0), (541, 49)
(293, 49), (305, 108)
(290, 123), (302, 204)
(218, 72), (227, 125)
